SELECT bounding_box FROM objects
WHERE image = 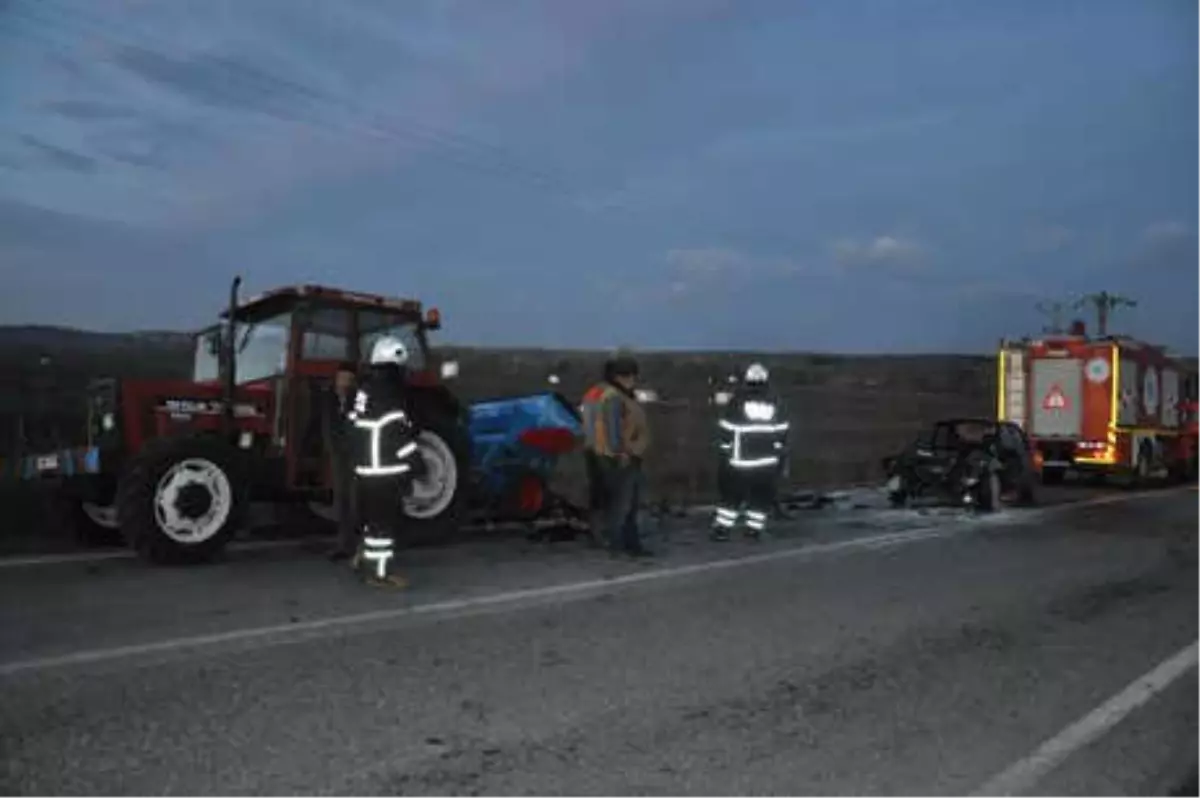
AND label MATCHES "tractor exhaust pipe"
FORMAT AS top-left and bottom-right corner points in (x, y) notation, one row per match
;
(222, 276), (242, 437)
